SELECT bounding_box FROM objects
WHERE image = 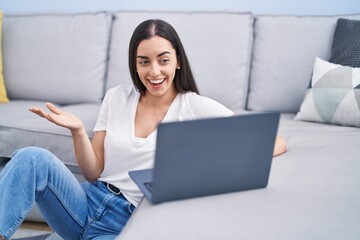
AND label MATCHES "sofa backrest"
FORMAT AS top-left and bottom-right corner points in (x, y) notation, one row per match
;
(2, 12), (111, 105)
(106, 11), (254, 113)
(247, 14), (360, 113)
(3, 11), (360, 113)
